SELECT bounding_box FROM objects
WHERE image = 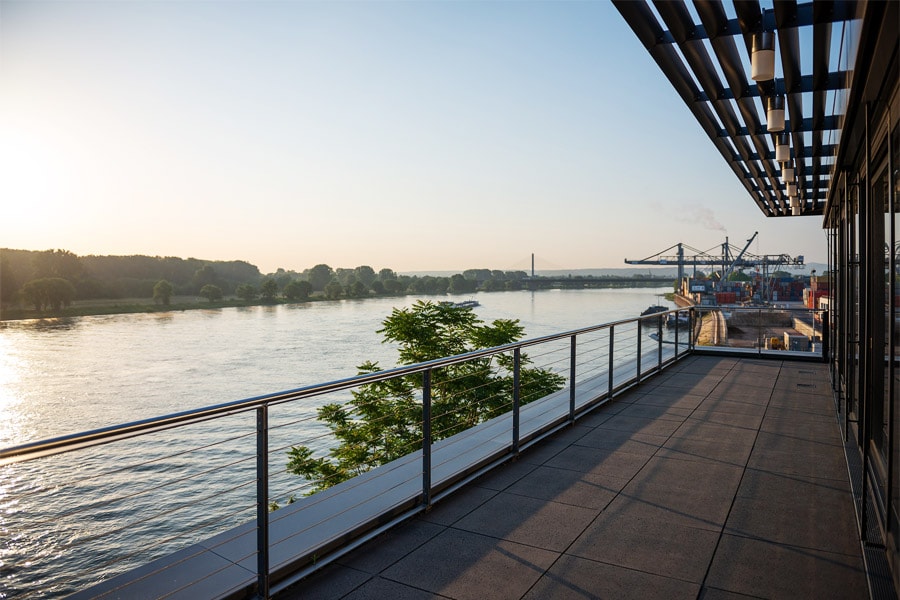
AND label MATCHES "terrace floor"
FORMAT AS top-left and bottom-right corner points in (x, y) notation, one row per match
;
(280, 355), (868, 600)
